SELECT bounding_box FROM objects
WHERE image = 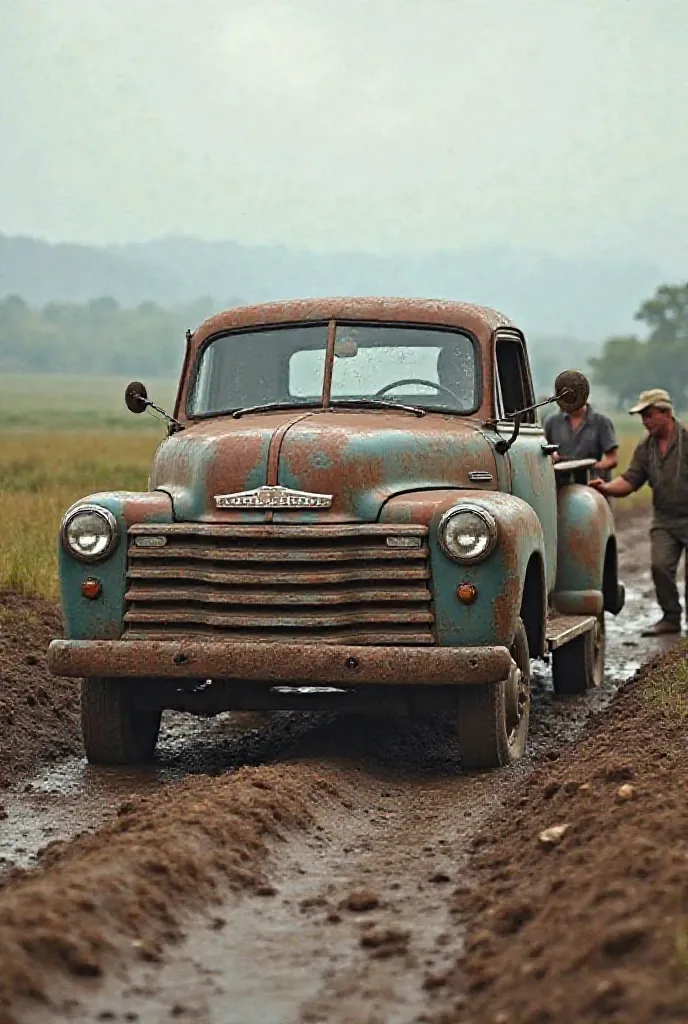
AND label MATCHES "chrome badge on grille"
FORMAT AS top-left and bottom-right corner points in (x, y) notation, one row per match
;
(214, 485), (333, 509)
